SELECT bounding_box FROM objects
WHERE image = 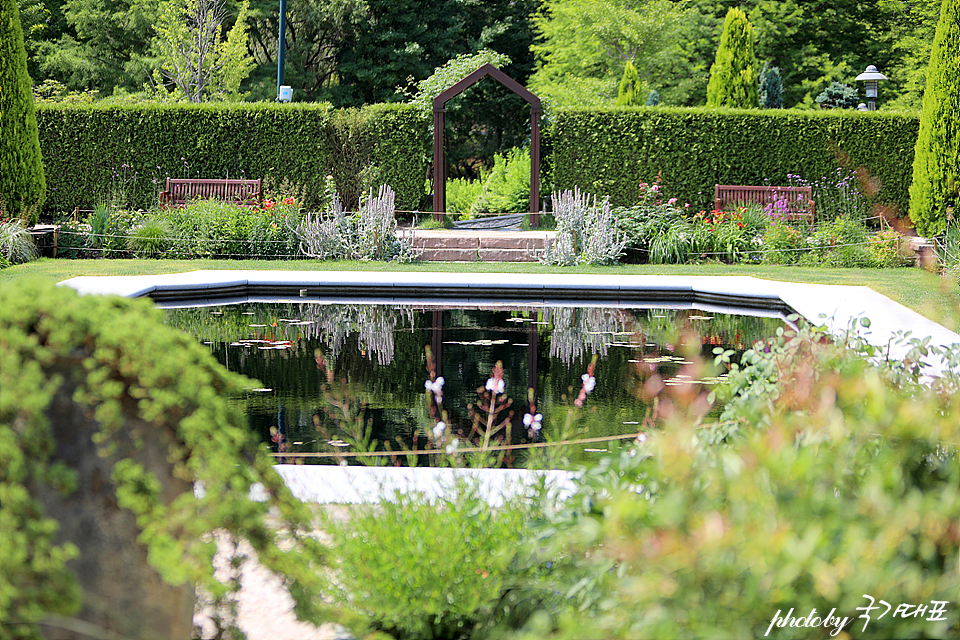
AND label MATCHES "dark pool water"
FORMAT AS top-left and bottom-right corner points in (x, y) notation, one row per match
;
(165, 303), (787, 467)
